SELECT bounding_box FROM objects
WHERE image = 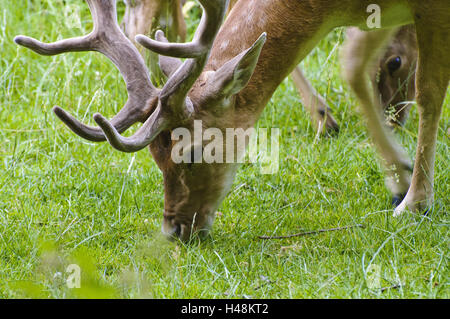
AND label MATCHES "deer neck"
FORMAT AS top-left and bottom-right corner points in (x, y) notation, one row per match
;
(205, 0), (340, 126)
(205, 0), (412, 127)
